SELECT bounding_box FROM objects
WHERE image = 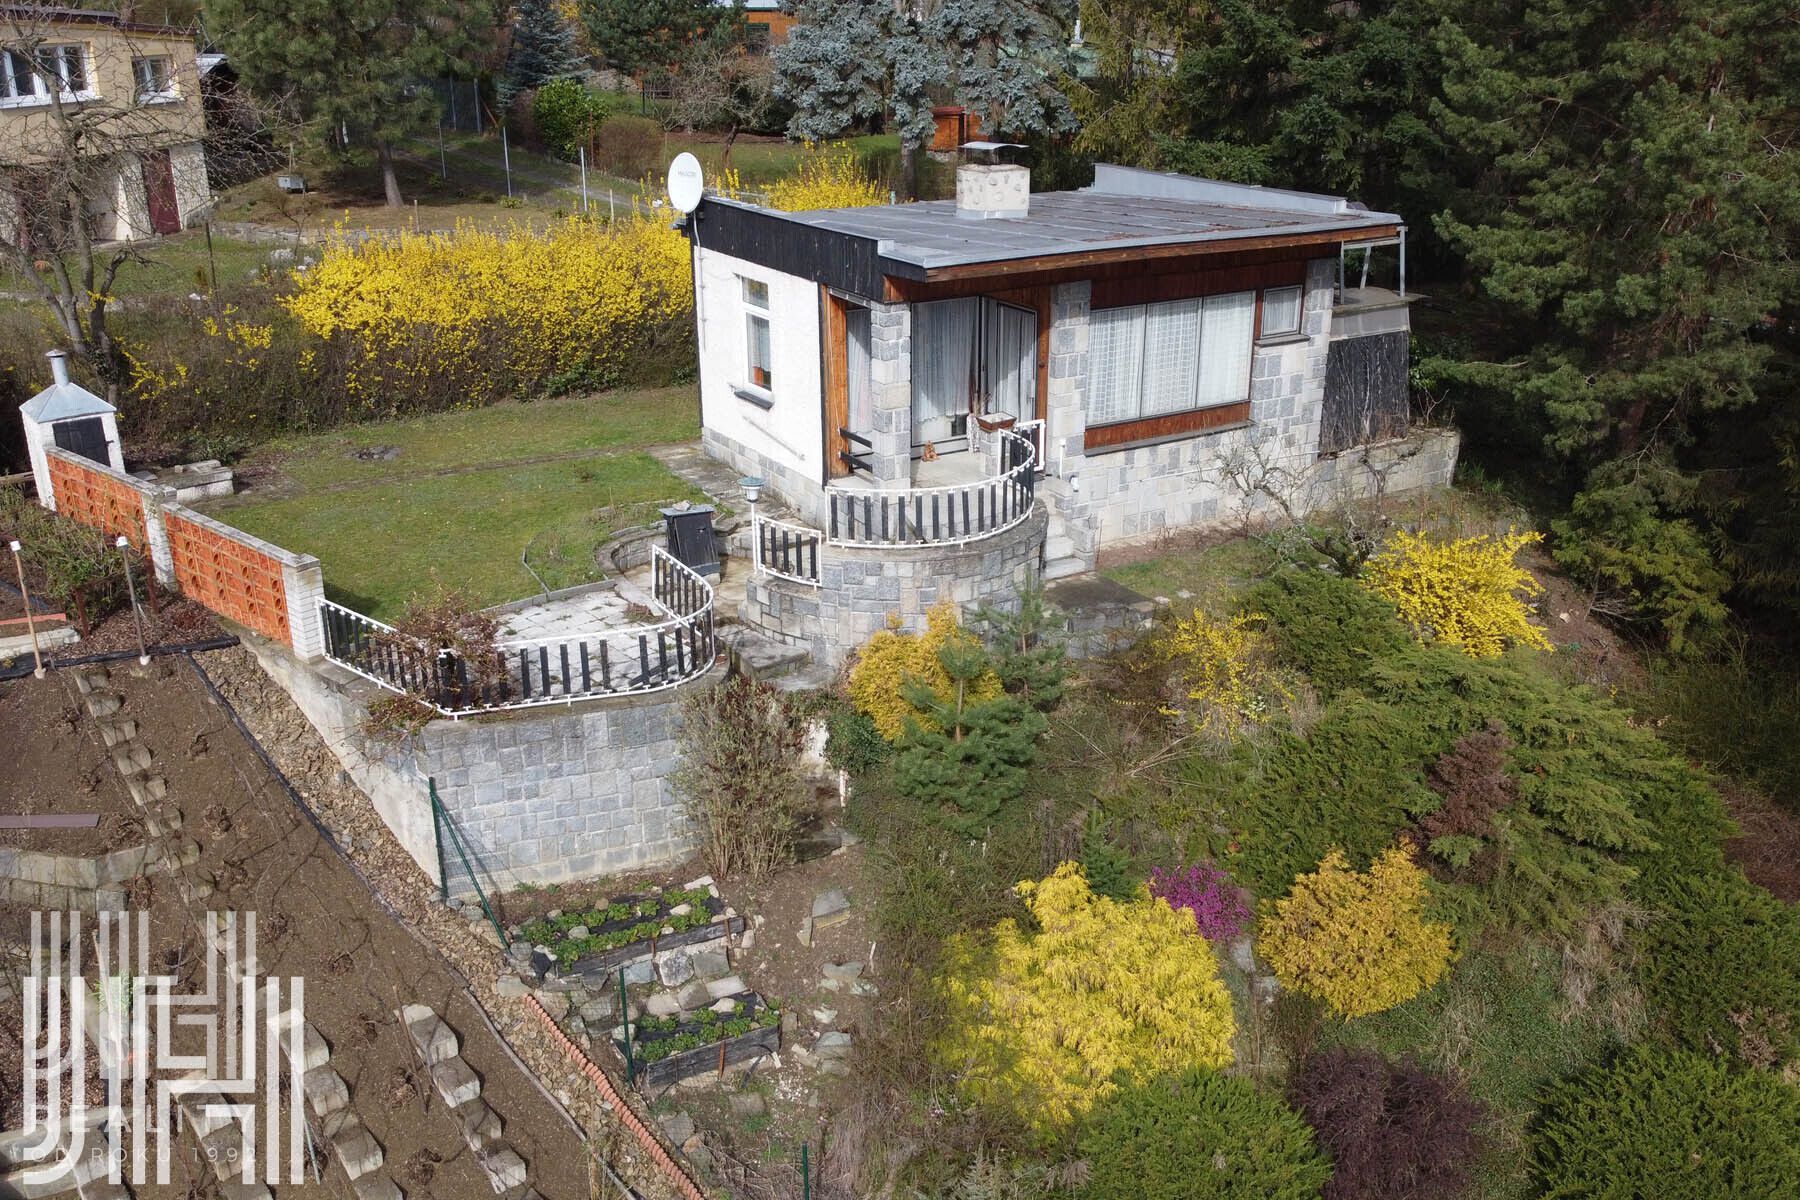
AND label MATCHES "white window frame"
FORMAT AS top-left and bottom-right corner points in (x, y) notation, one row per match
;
(1083, 290), (1257, 429)
(740, 277), (773, 395)
(132, 54), (177, 103)
(1260, 285), (1304, 339)
(0, 43), (92, 108)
